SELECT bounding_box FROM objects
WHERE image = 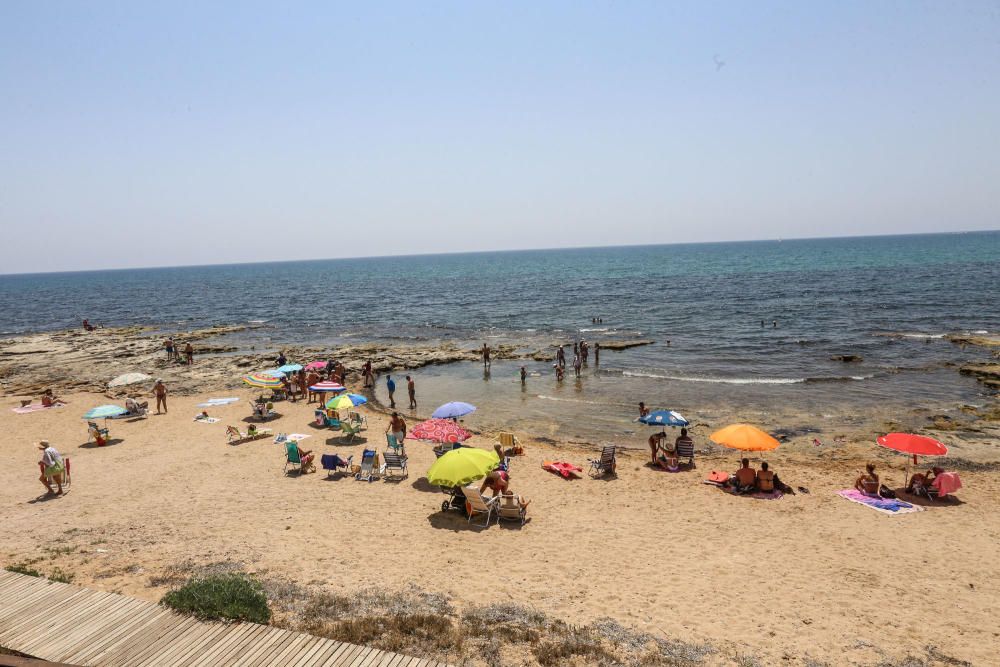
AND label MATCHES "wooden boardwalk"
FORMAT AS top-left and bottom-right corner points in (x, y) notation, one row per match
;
(0, 571), (449, 667)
